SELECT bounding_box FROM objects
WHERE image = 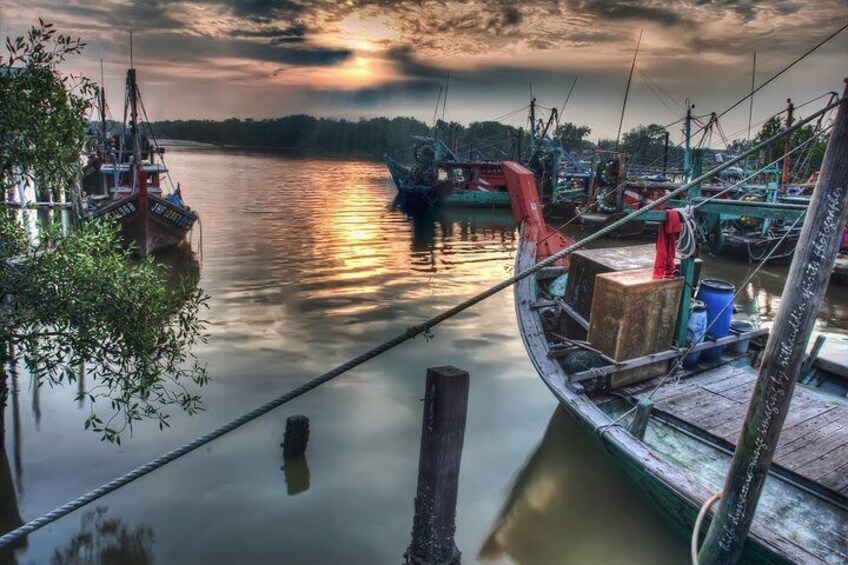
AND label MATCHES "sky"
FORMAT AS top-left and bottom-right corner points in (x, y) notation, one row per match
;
(1, 0), (847, 142)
